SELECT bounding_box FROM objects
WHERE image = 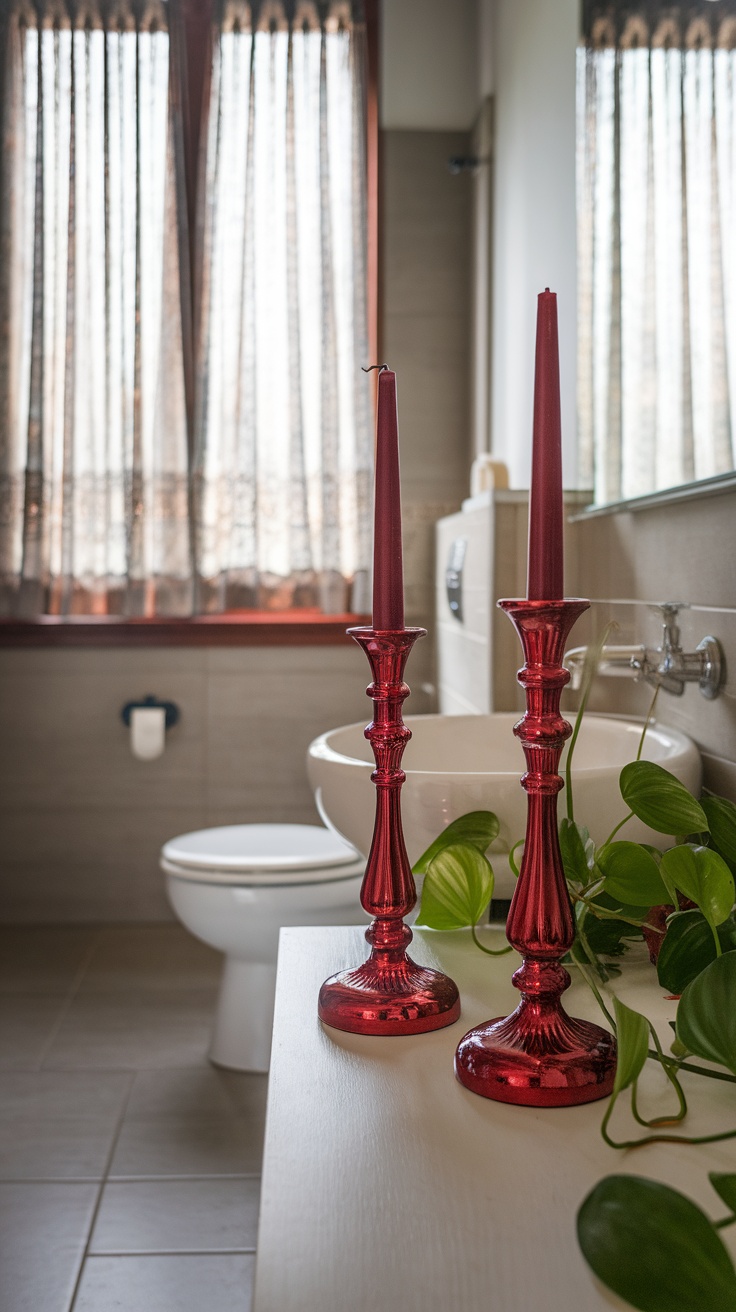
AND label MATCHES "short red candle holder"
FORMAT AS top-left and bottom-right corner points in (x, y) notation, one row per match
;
(319, 627), (461, 1036)
(454, 599), (617, 1107)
